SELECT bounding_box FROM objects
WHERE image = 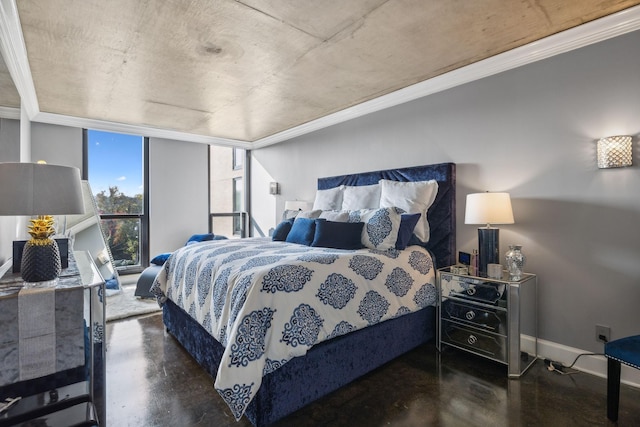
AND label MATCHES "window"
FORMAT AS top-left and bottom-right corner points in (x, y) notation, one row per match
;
(209, 146), (247, 238)
(233, 147), (243, 170)
(233, 177), (243, 235)
(84, 129), (149, 272)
